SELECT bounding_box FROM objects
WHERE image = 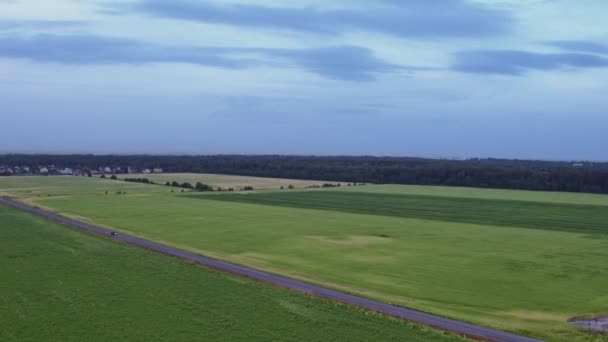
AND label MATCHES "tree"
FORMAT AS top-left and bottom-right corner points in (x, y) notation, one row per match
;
(165, 181), (171, 186)
(110, 174), (117, 180)
(171, 181), (180, 187)
(195, 182), (213, 192)
(100, 174), (106, 179)
(243, 186), (254, 191)
(181, 182), (193, 189)
(287, 184), (294, 189)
